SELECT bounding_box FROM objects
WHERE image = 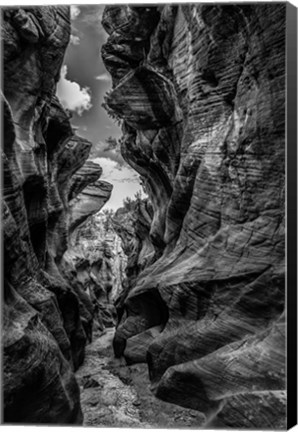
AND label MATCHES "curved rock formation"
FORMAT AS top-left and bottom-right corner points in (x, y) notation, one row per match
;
(2, 6), (112, 424)
(102, 4), (286, 429)
(112, 198), (155, 284)
(111, 198), (166, 360)
(69, 179), (113, 234)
